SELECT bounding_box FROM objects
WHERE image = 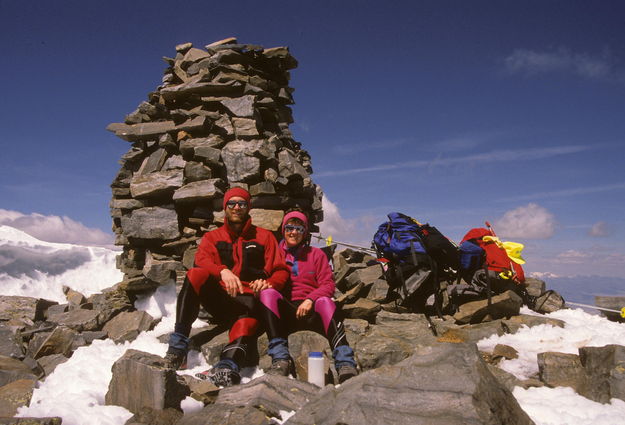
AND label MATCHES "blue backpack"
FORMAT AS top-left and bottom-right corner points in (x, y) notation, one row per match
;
(372, 212), (427, 261)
